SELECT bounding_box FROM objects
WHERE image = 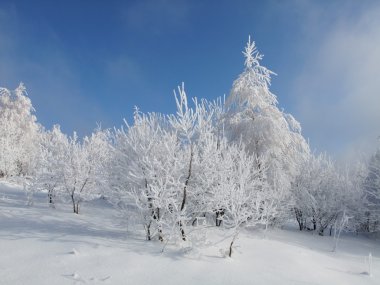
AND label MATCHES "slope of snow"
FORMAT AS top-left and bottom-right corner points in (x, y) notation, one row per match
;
(0, 181), (379, 285)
